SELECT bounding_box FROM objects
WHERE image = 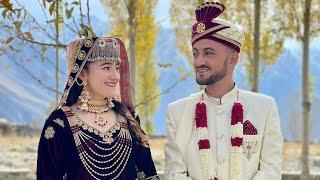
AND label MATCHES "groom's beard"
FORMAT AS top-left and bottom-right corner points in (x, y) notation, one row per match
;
(196, 57), (228, 85)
